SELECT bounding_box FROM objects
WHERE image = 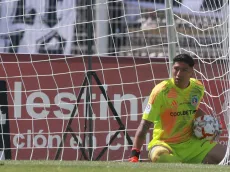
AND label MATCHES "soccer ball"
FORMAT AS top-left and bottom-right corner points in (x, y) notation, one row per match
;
(193, 115), (220, 140)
